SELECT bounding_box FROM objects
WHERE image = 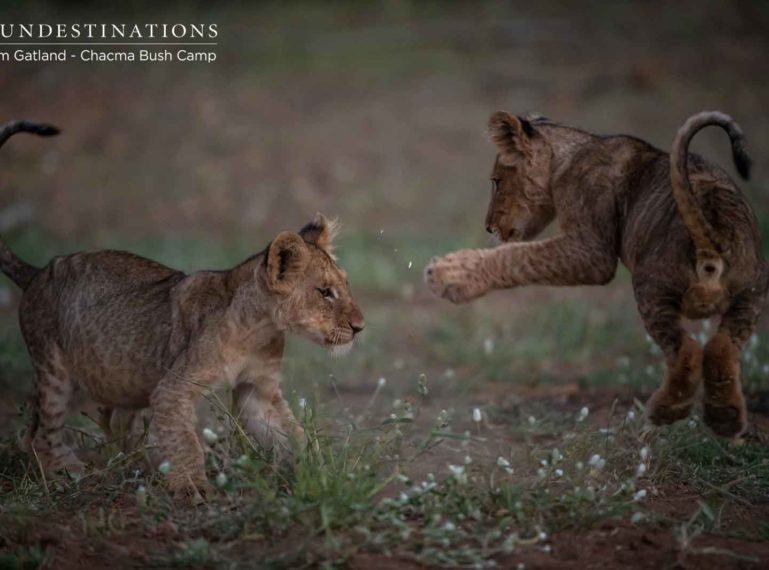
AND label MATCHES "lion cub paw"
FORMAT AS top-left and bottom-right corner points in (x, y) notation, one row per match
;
(645, 388), (695, 426)
(424, 250), (491, 303)
(167, 473), (212, 504)
(703, 398), (747, 438)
